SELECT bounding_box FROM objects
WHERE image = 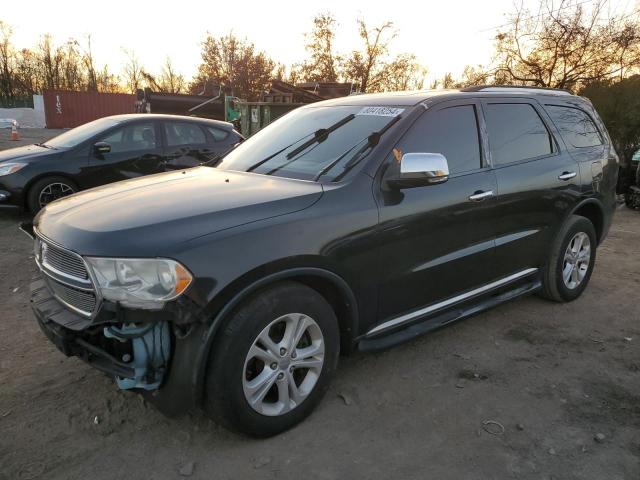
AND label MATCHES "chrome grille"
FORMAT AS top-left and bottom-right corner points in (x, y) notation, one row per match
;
(47, 279), (97, 315)
(34, 233), (98, 317)
(41, 241), (89, 280)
